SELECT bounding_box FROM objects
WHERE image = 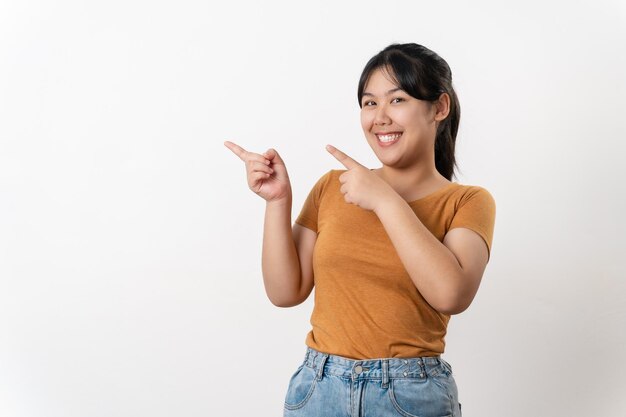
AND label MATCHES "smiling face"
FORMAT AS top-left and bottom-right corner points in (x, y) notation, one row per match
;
(360, 67), (439, 169)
